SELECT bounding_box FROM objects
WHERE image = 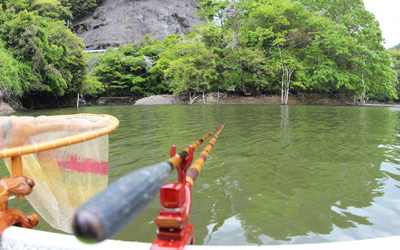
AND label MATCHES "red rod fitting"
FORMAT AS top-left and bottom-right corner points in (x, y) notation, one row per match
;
(160, 183), (186, 208)
(170, 145), (176, 158)
(152, 224), (195, 250)
(177, 145), (193, 185)
(152, 145), (195, 250)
